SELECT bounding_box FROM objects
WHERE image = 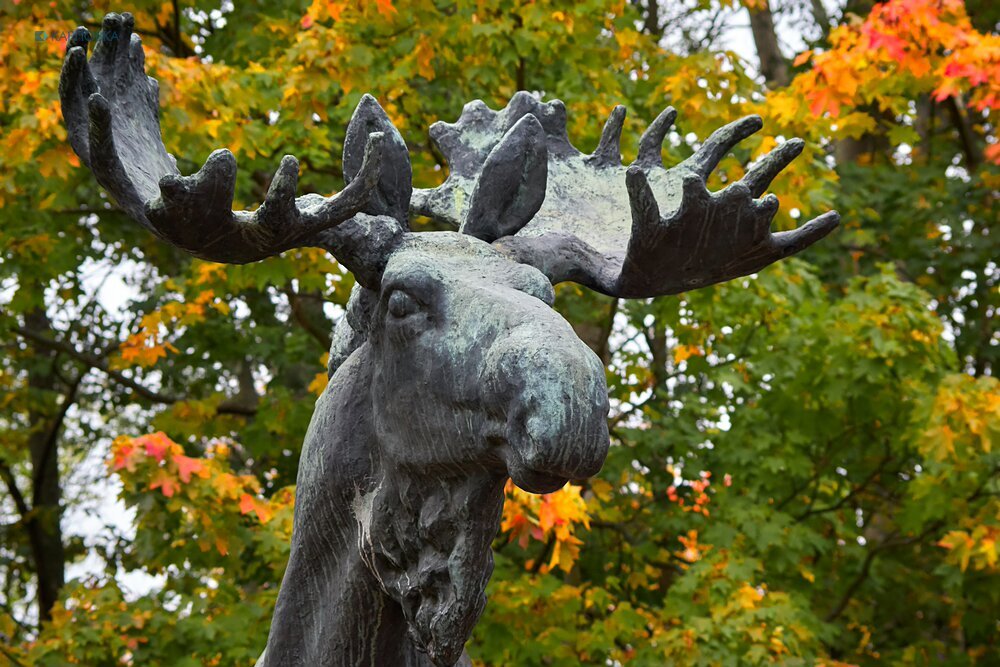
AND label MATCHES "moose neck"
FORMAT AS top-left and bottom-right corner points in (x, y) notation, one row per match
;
(262, 346), (433, 667)
(262, 340), (506, 667)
